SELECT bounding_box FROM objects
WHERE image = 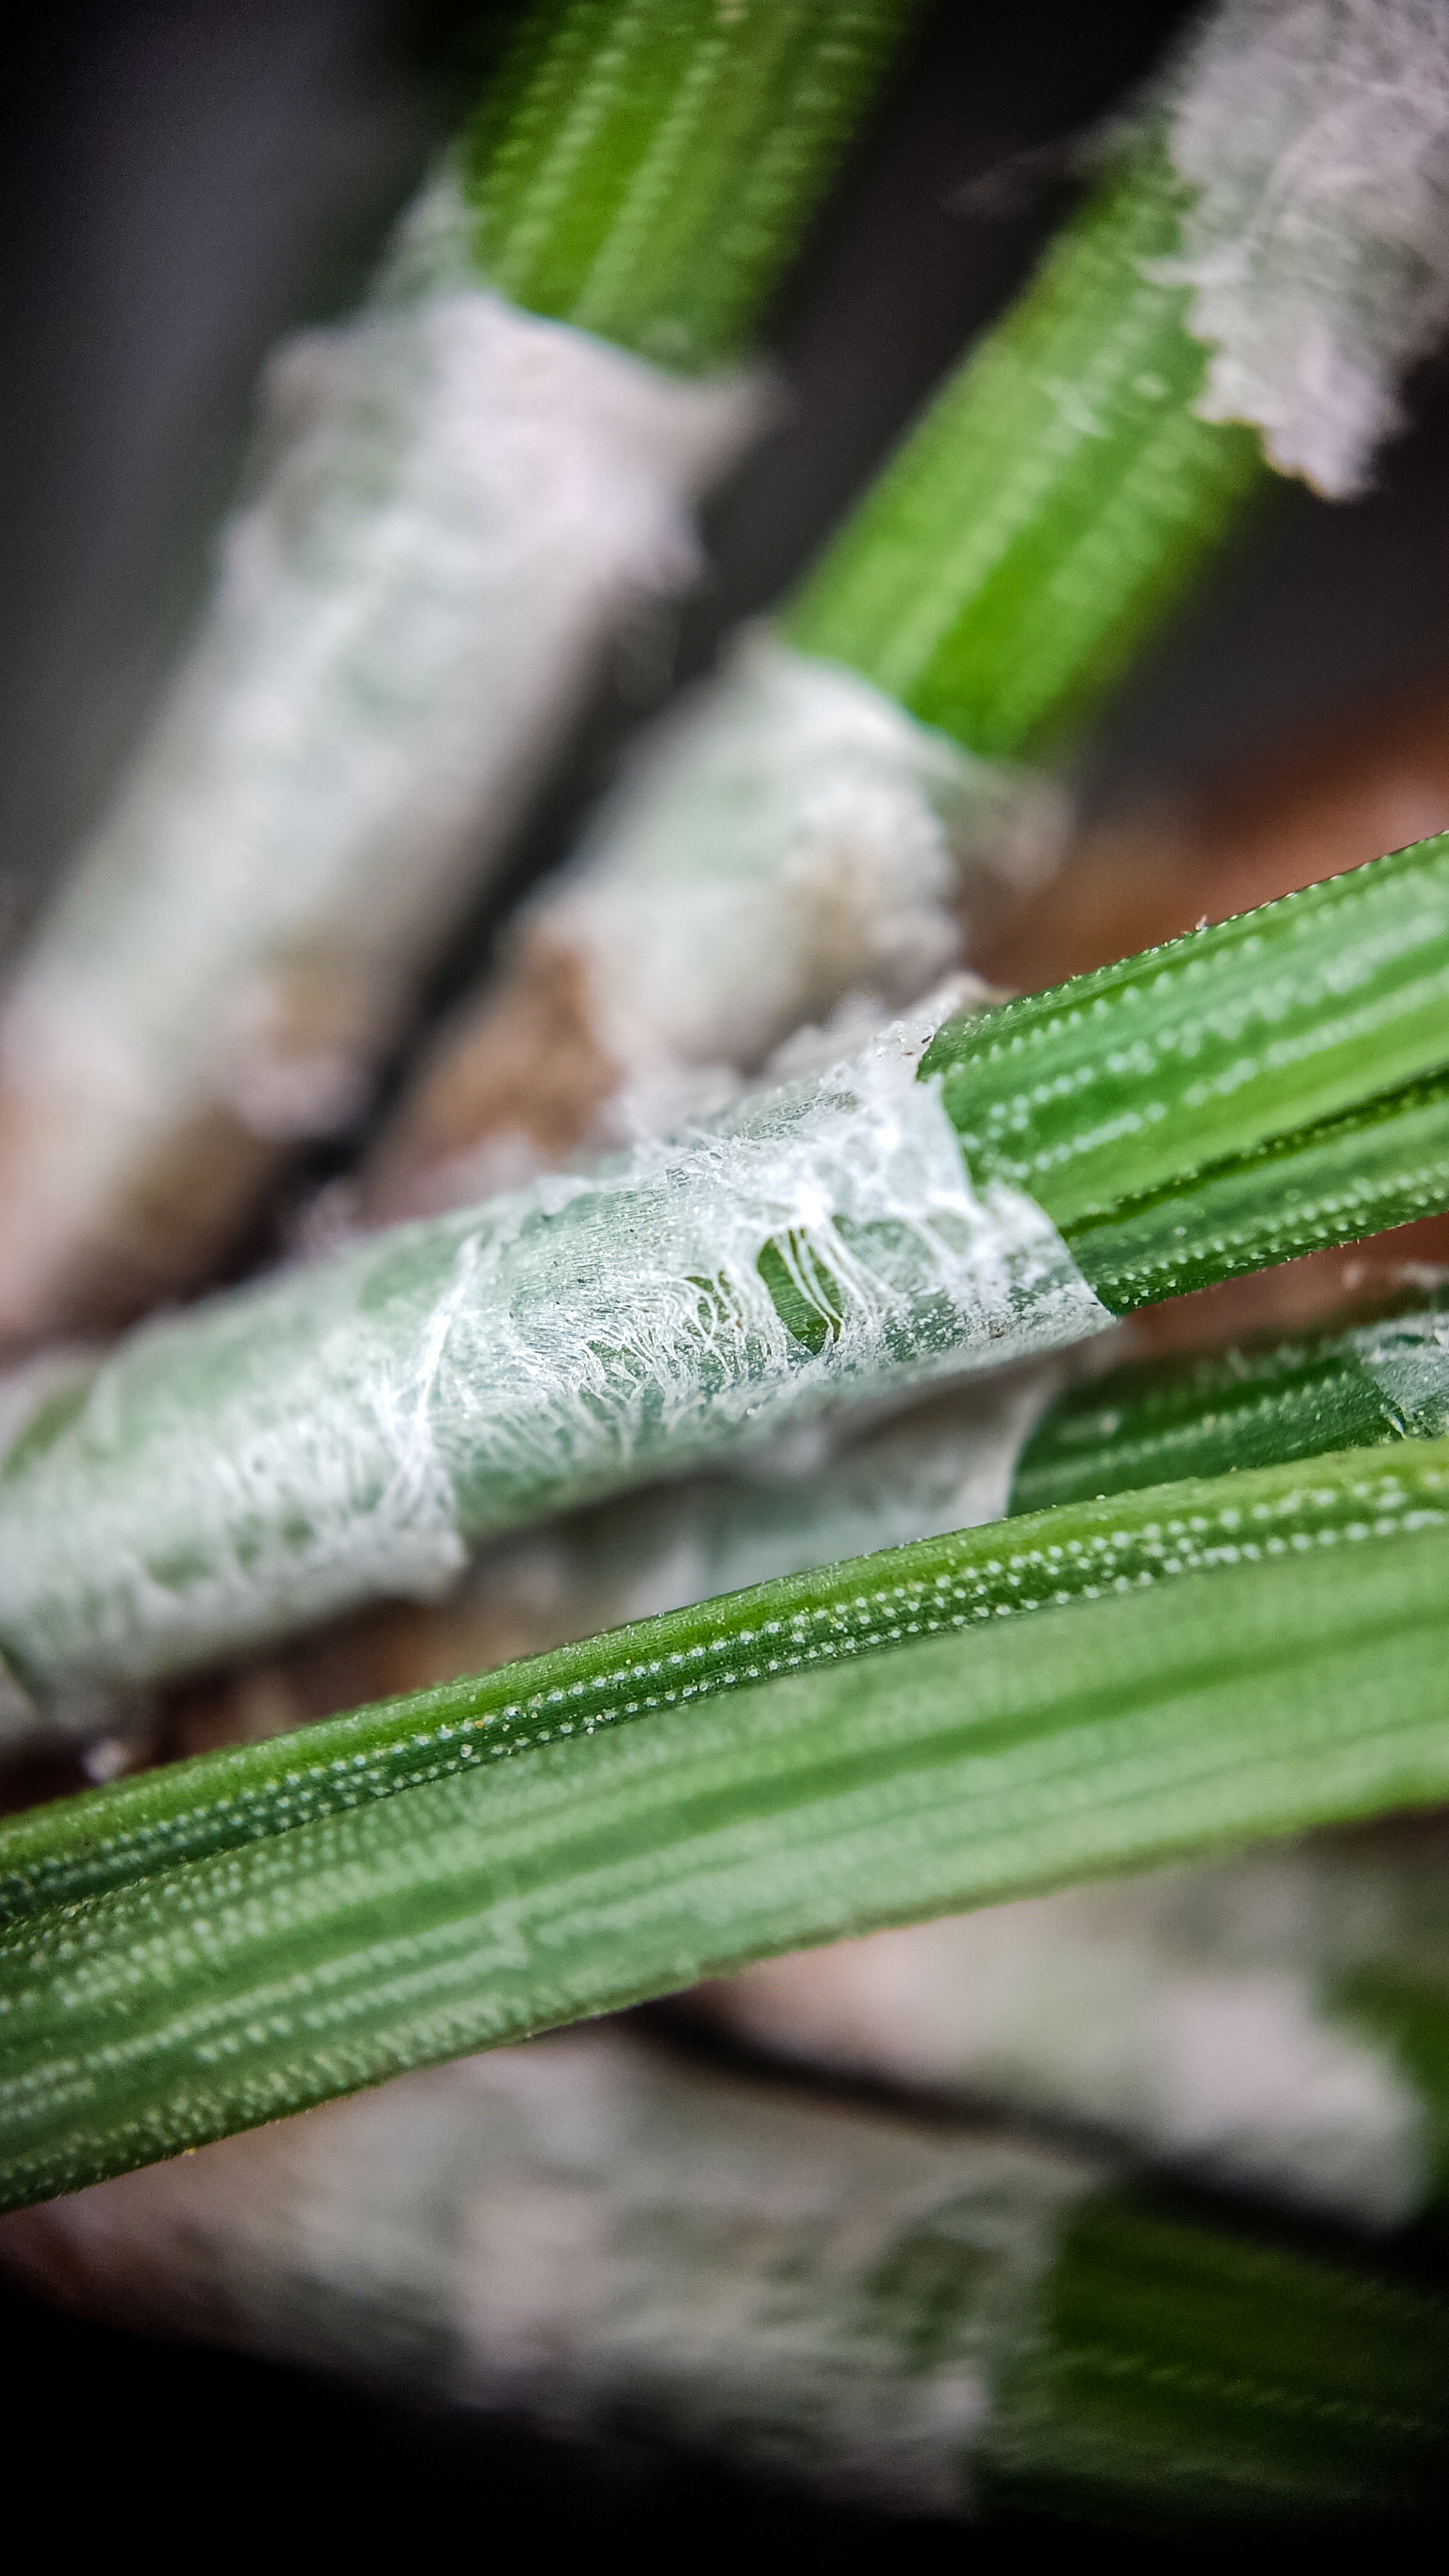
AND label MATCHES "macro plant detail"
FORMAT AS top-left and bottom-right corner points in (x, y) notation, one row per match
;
(9, 0), (1449, 2531)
